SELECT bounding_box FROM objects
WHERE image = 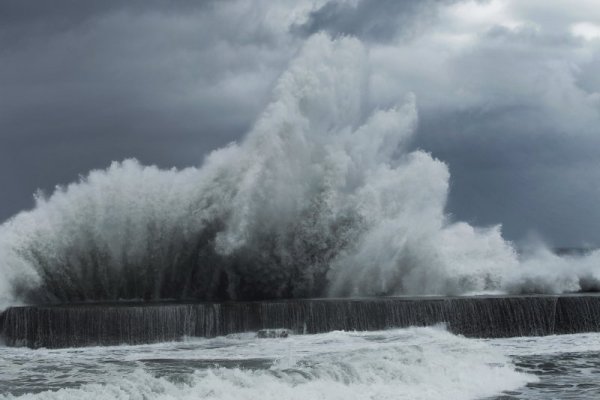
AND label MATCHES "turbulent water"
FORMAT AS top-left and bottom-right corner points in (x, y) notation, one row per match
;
(2, 326), (600, 400)
(1, 34), (599, 308)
